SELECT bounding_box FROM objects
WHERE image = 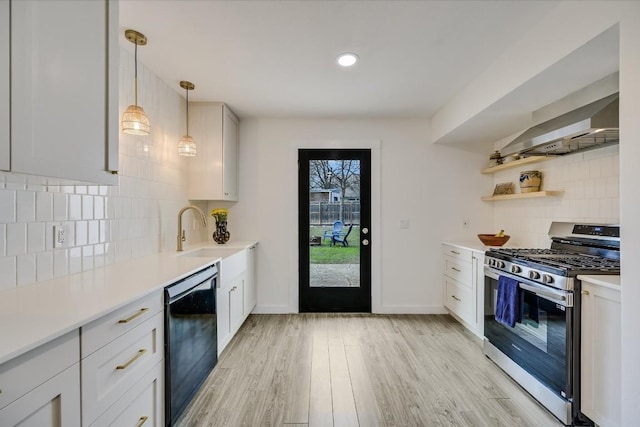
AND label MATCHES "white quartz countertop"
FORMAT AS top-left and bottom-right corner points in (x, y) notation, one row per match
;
(443, 240), (512, 253)
(577, 275), (620, 290)
(0, 240), (257, 365)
